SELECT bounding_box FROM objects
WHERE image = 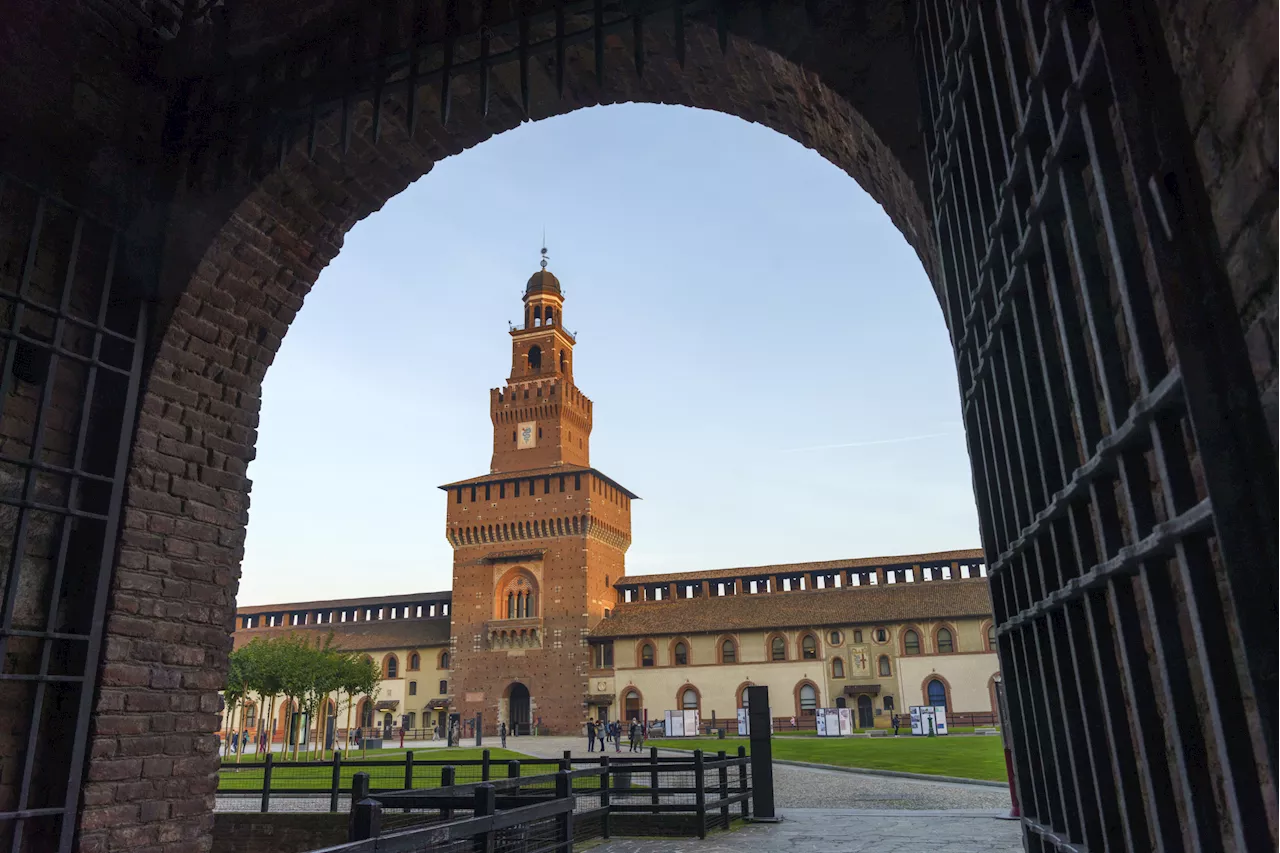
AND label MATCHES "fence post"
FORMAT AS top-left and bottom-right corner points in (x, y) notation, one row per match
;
(482, 748), (491, 781)
(472, 782), (496, 853)
(348, 772), (381, 841)
(694, 750), (707, 839)
(507, 759), (520, 798)
(649, 747), (659, 813)
(736, 746), (749, 819)
(562, 749), (572, 768)
(441, 765), (456, 821)
(474, 712), (483, 747)
(405, 750), (414, 791)
(555, 770), (574, 847)
(717, 750), (729, 828)
(260, 753), (273, 814)
(599, 755), (611, 839)
(329, 750), (343, 814)
(746, 685), (777, 821)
